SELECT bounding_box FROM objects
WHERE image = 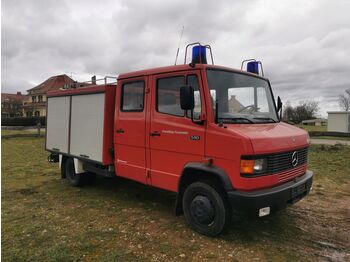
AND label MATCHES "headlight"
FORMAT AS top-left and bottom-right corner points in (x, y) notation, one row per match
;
(240, 158), (267, 175)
